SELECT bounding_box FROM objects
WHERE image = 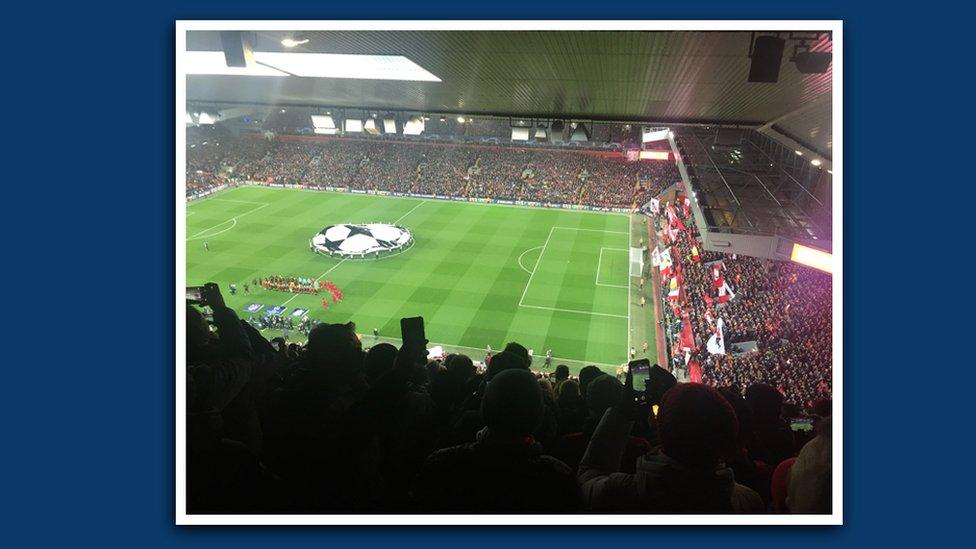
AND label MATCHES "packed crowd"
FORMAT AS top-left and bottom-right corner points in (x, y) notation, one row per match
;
(187, 282), (831, 514)
(650, 197), (832, 407)
(185, 136), (680, 208)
